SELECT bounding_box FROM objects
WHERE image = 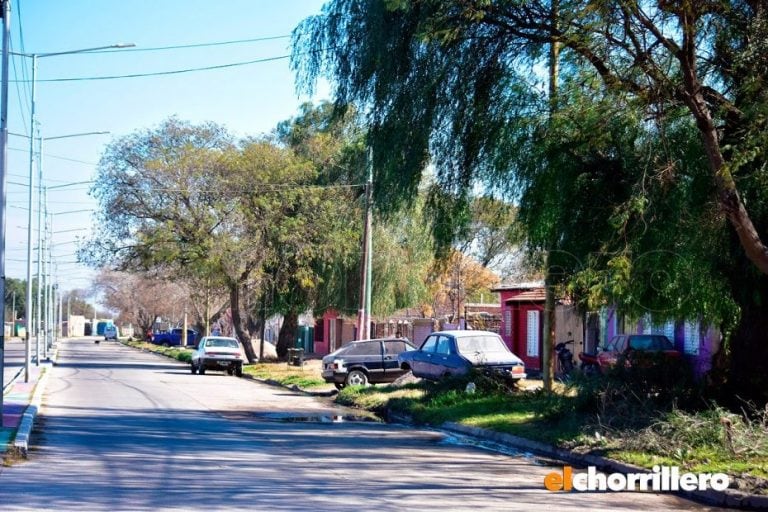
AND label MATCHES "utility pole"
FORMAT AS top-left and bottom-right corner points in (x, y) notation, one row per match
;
(259, 289), (266, 361)
(35, 138), (43, 363)
(23, 53), (37, 382)
(0, 0), (11, 421)
(357, 148), (373, 340)
(542, 0), (560, 393)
